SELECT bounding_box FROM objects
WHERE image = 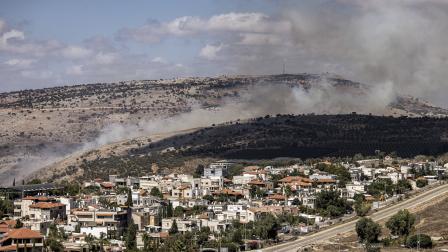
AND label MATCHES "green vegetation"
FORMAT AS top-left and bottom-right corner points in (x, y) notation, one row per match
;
(149, 187), (163, 198)
(367, 179), (394, 198)
(169, 220), (178, 235)
(125, 219), (138, 250)
(354, 201), (372, 217)
(395, 180), (412, 194)
(126, 189), (133, 207)
(385, 209), (415, 237)
(356, 217), (381, 244)
(314, 190), (350, 217)
(406, 234), (432, 248)
(173, 206), (184, 217)
(416, 179), (428, 188)
(0, 198), (12, 218)
(315, 163), (351, 187)
(45, 223), (65, 252)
